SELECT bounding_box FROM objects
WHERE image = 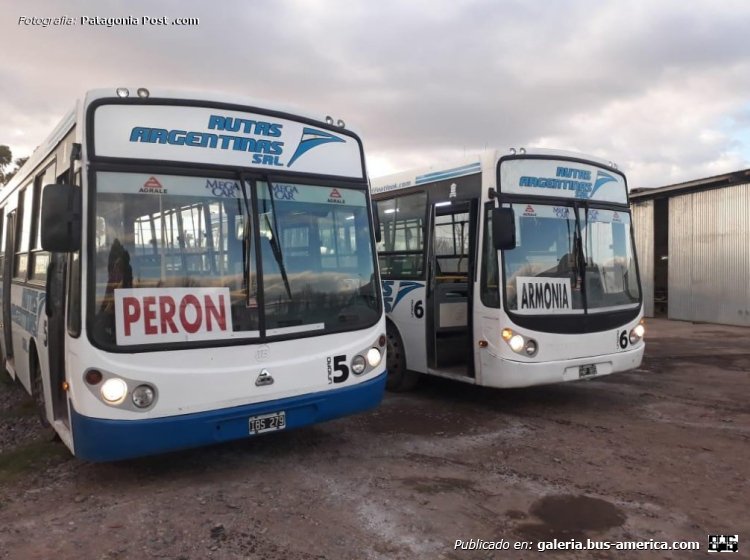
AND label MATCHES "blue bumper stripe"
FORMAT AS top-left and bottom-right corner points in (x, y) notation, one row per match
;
(71, 371), (386, 462)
